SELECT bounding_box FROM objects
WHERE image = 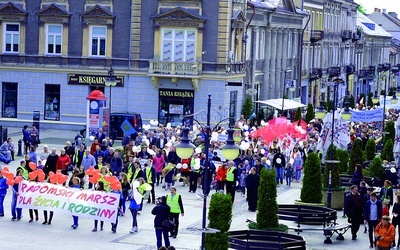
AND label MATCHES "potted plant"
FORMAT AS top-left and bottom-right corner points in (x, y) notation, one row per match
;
(298, 152), (324, 205)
